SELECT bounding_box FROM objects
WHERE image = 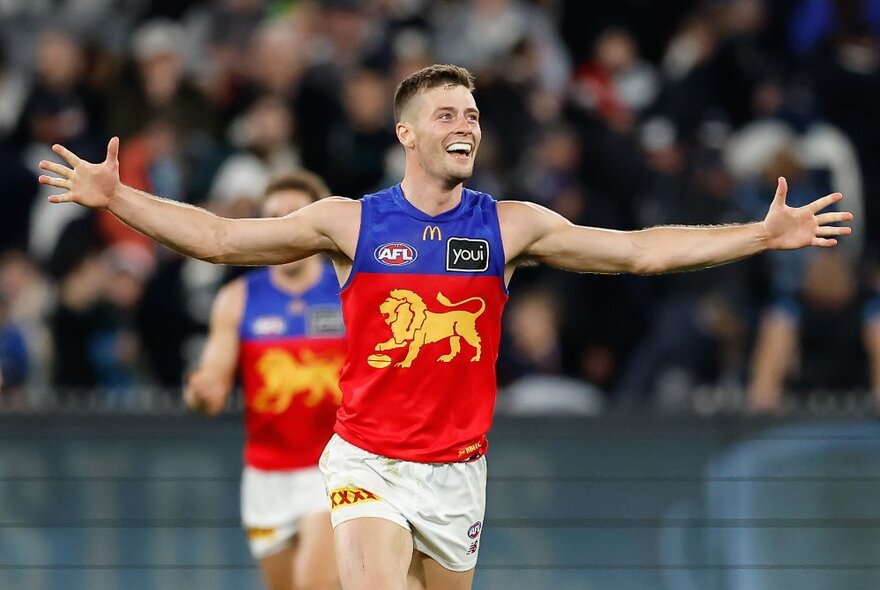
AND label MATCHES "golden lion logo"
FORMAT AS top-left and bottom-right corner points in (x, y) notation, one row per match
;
(374, 289), (485, 368)
(252, 348), (343, 413)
